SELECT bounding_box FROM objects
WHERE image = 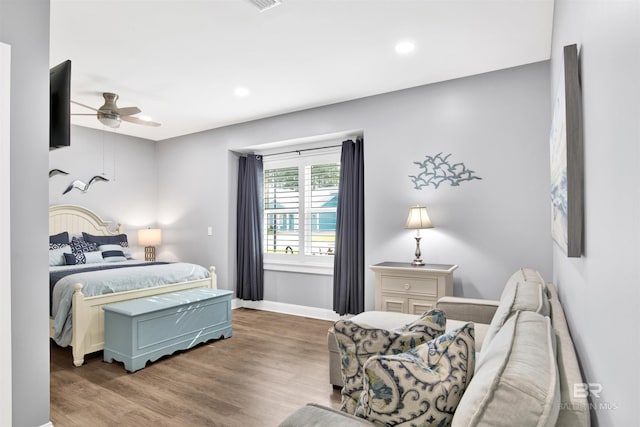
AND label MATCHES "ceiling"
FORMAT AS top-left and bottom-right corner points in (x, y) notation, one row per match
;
(50, 0), (554, 142)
